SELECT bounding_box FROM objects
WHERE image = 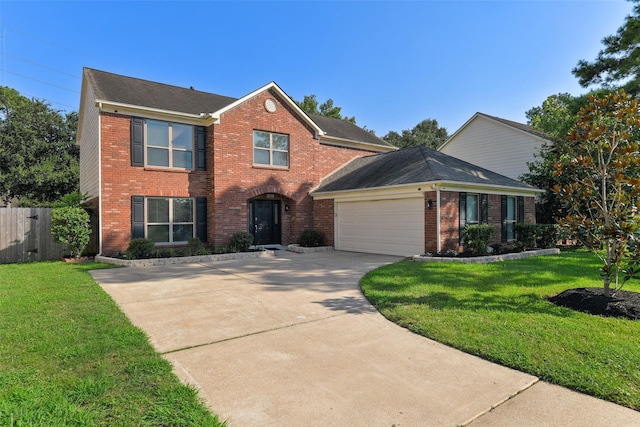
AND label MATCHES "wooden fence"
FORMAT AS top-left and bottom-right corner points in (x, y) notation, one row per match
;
(0, 208), (64, 263)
